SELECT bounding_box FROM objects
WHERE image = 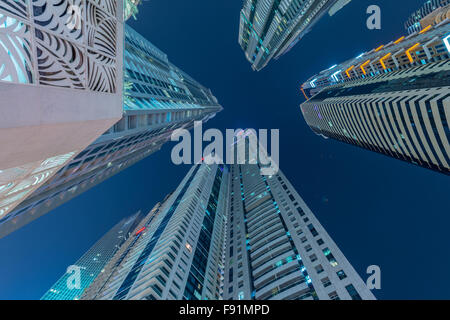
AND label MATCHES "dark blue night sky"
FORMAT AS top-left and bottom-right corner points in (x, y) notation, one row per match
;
(0, 0), (449, 300)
